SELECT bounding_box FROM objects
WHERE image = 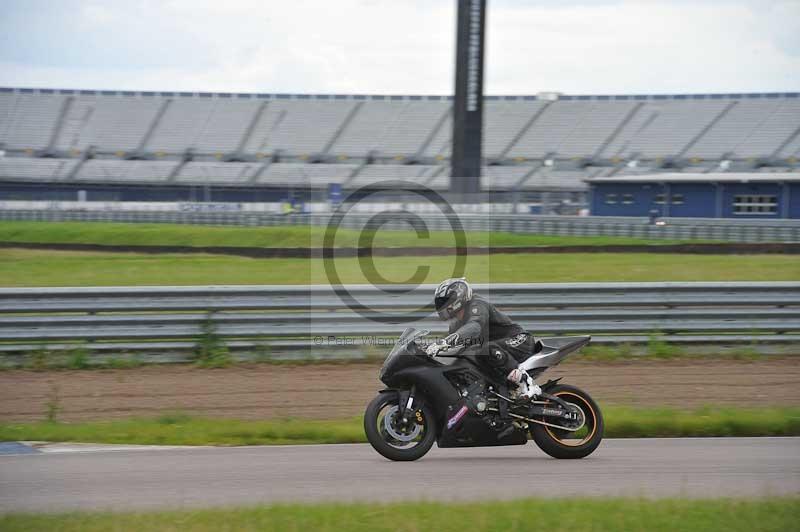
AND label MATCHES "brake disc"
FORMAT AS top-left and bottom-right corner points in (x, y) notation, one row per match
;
(383, 405), (421, 442)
